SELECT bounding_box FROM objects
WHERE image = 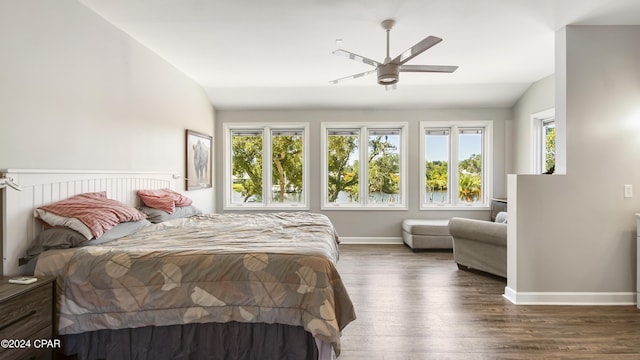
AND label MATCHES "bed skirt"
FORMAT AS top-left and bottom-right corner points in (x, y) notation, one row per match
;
(62, 321), (325, 360)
